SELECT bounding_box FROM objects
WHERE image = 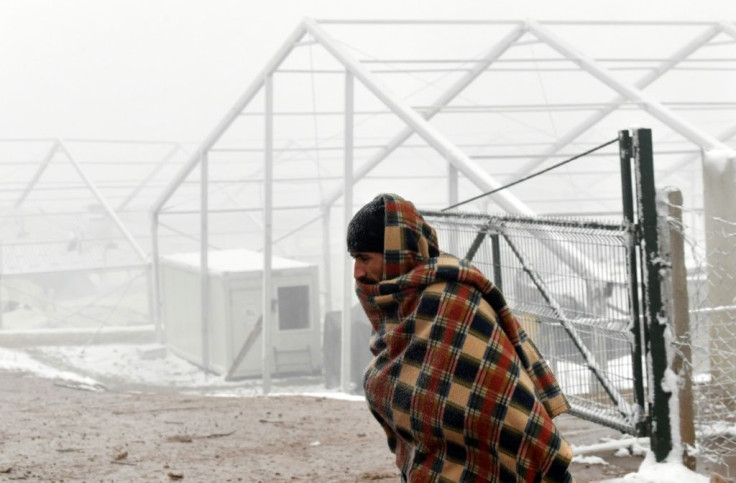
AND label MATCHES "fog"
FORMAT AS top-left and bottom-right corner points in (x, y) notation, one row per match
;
(2, 0), (735, 368)
(1, 2), (735, 479)
(2, 0), (735, 141)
